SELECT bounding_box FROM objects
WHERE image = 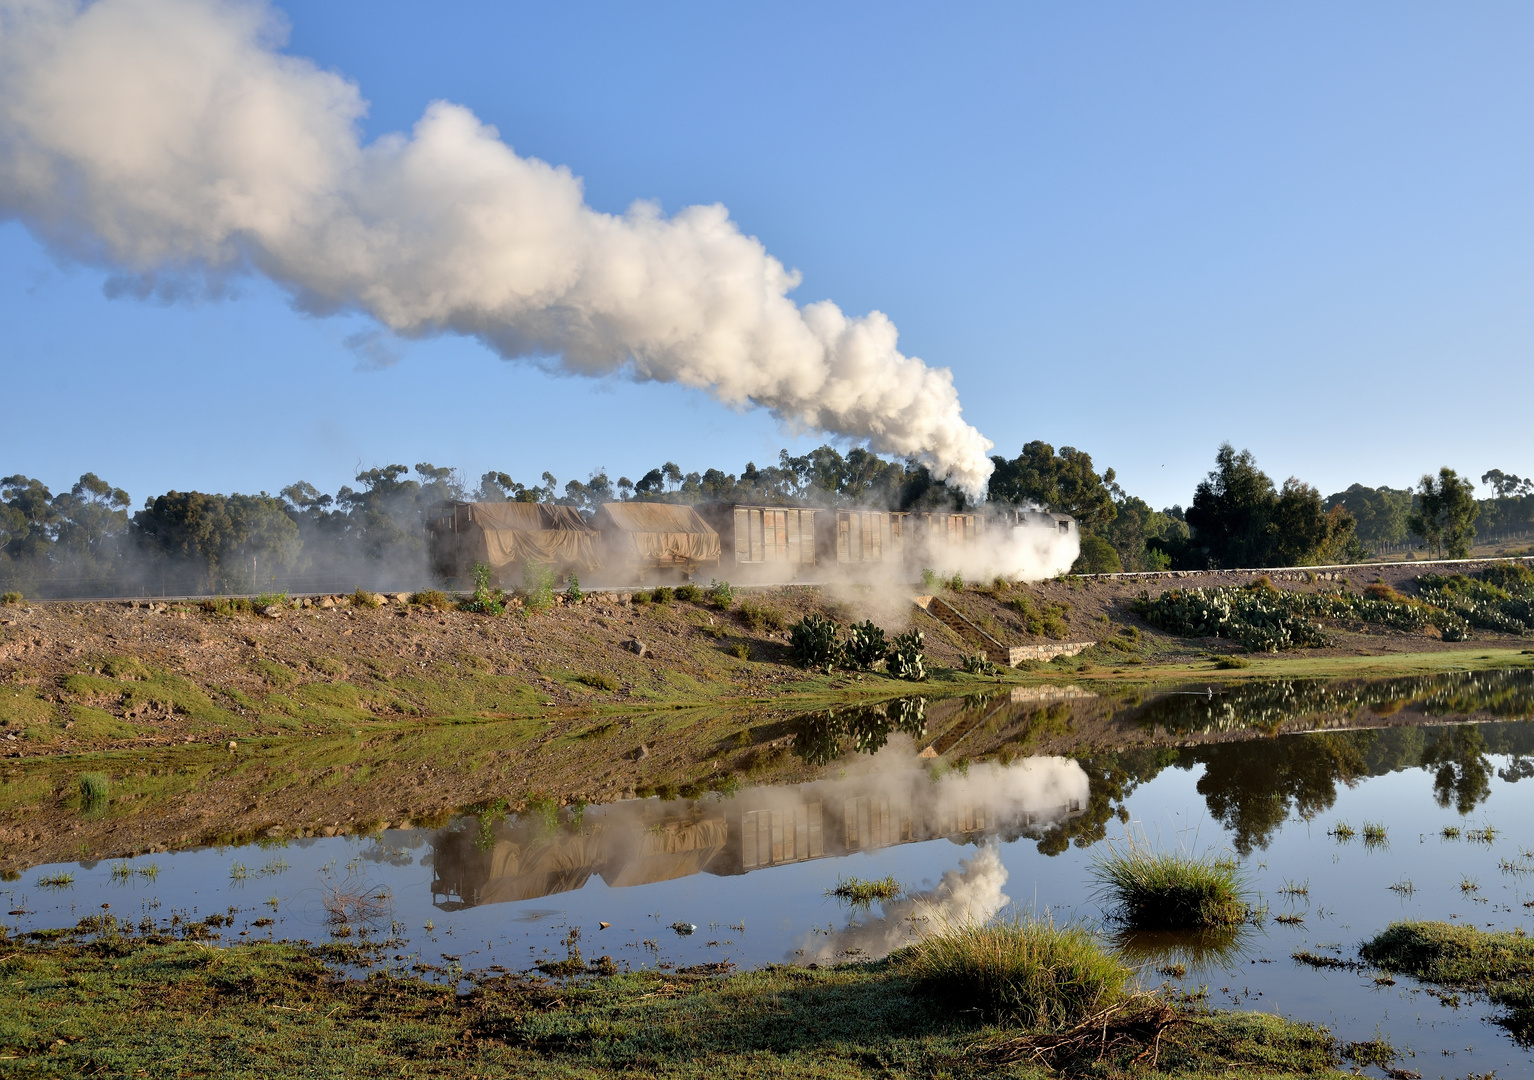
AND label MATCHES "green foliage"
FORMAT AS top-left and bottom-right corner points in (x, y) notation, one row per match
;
(705, 579), (734, 608)
(788, 614), (842, 671)
(201, 596), (254, 616)
(886, 629), (927, 681)
(987, 441), (1118, 534)
(1090, 839), (1251, 929)
(946, 572), (964, 591)
(725, 642), (750, 660)
(827, 875), (902, 907)
(1008, 593), (1070, 638)
(1, 591), (20, 604)
(564, 573), (583, 603)
(1132, 578), (1465, 652)
(351, 587), (381, 610)
(1071, 534), (1122, 574)
(1361, 921), (1534, 1032)
(518, 562), (554, 615)
(1417, 569), (1534, 636)
(253, 591), (288, 609)
(673, 582), (700, 602)
(575, 672), (619, 692)
(78, 771), (110, 807)
(843, 620), (888, 669)
(900, 916), (1130, 1028)
(737, 598), (786, 632)
(409, 589), (454, 610)
(920, 568), (941, 591)
(1409, 467), (1480, 558)
(649, 586), (674, 605)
